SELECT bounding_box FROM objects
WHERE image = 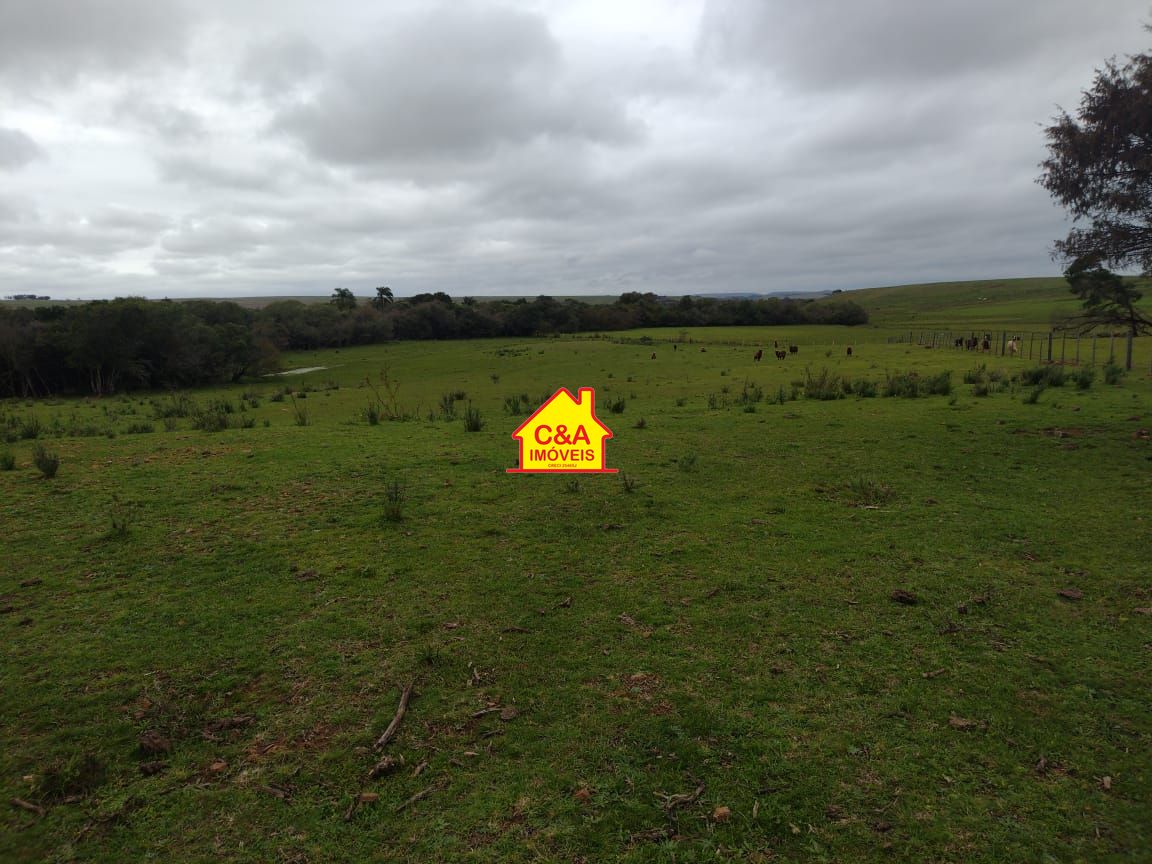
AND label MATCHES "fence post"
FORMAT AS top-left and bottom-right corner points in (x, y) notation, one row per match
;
(1075, 333), (1080, 365)
(1109, 332), (1115, 364)
(1126, 331), (1134, 371)
(1060, 332), (1066, 364)
(1047, 332), (1053, 363)
(1028, 332), (1034, 360)
(1092, 334), (1097, 366)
